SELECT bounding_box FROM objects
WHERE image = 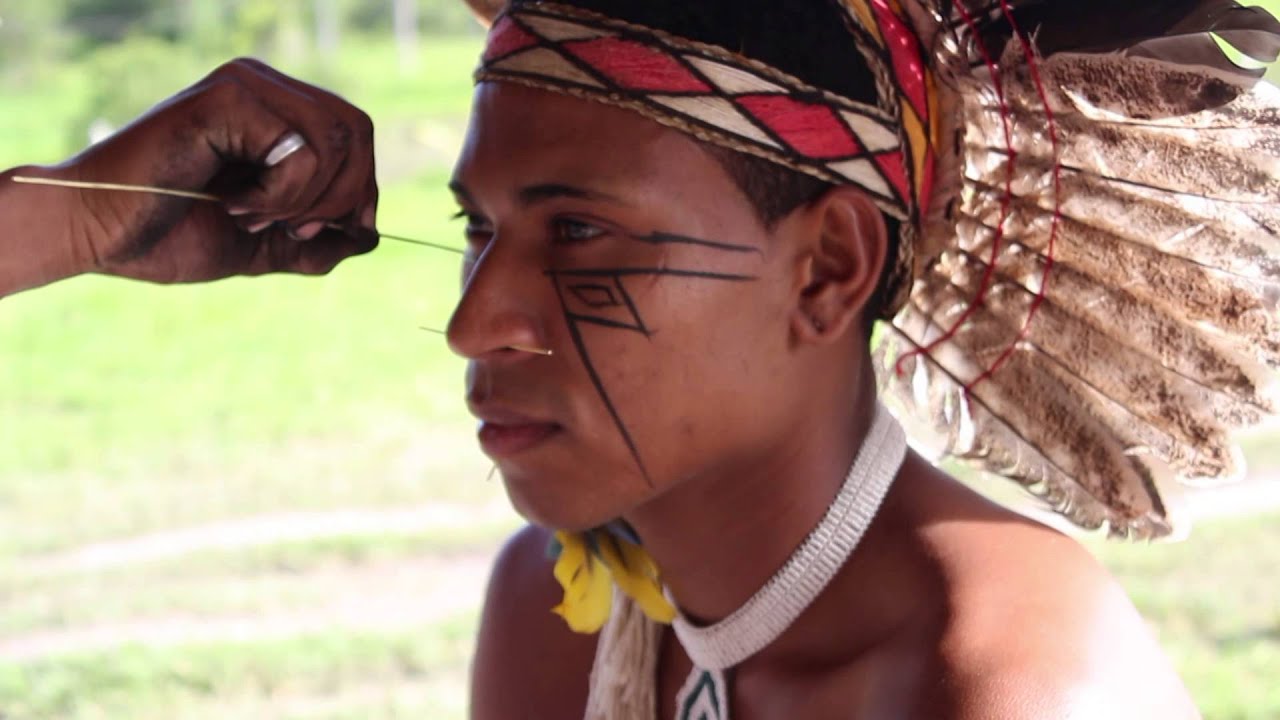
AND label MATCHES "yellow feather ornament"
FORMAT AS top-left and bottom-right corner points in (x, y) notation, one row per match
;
(550, 531), (614, 632)
(550, 529), (676, 634)
(595, 531), (677, 625)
